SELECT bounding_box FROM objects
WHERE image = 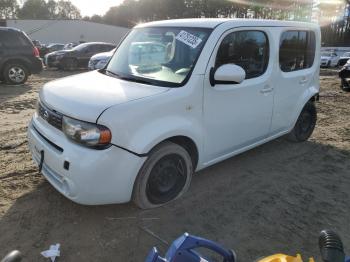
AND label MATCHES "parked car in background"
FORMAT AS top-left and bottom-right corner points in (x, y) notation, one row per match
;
(47, 43), (65, 52)
(0, 27), (43, 85)
(320, 51), (338, 67)
(39, 43), (65, 58)
(88, 48), (116, 70)
(337, 51), (350, 67)
(44, 50), (65, 67)
(338, 60), (350, 92)
(64, 42), (79, 50)
(51, 42), (116, 70)
(28, 19), (320, 208)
